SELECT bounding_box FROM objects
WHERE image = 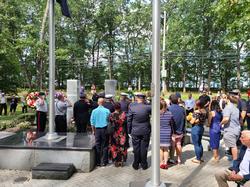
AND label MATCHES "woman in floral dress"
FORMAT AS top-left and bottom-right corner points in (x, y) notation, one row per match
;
(109, 102), (128, 167)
